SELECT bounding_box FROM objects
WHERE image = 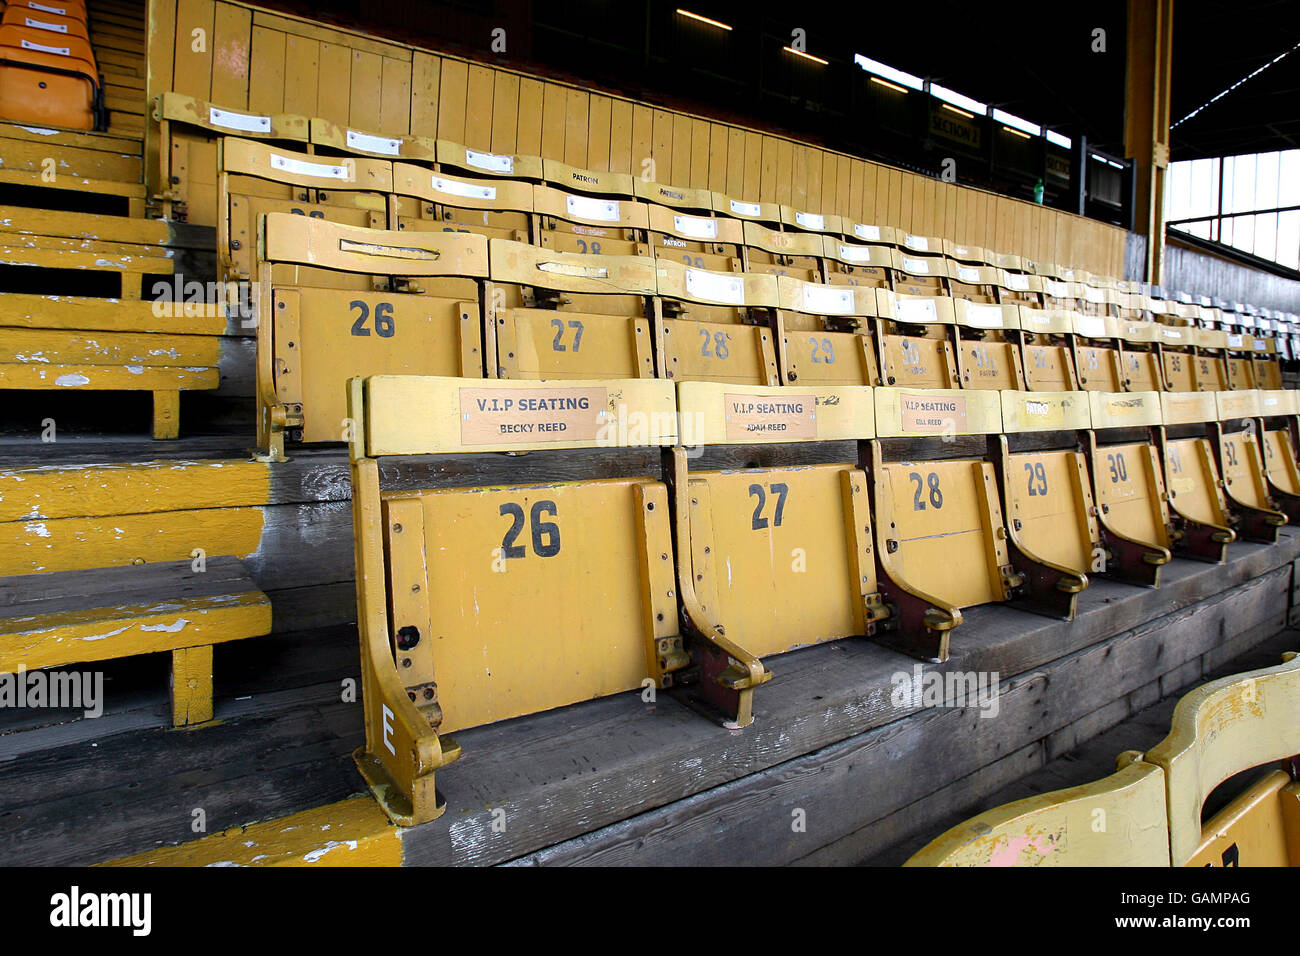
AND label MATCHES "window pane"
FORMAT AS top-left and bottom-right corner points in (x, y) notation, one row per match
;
(1229, 153), (1256, 215)
(1278, 211), (1300, 271)
(1231, 213), (1255, 255)
(1254, 212), (1277, 261)
(1279, 151), (1300, 207)
(1255, 151), (1280, 212)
